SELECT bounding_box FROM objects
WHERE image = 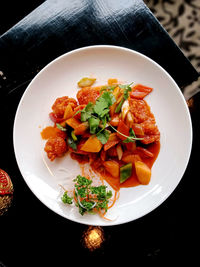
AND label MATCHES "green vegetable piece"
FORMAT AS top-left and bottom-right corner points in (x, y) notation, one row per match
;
(71, 131), (77, 141)
(88, 117), (100, 134)
(61, 191), (73, 204)
(56, 123), (67, 131)
(115, 98), (125, 113)
(78, 77), (96, 87)
(120, 163), (132, 183)
(67, 136), (77, 150)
